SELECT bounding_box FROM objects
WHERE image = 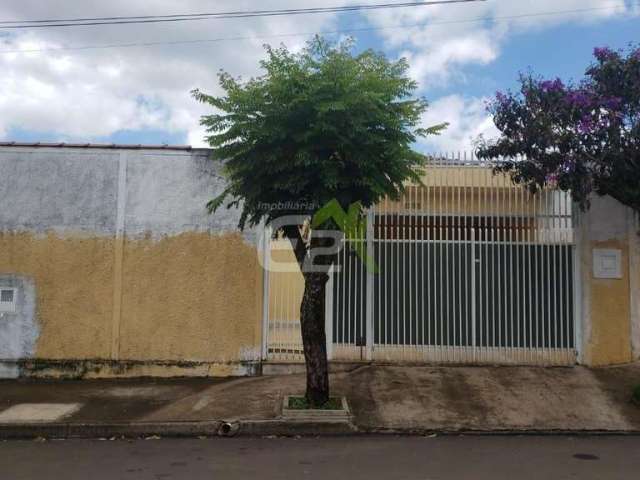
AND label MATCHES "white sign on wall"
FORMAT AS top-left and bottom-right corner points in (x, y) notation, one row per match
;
(593, 248), (623, 279)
